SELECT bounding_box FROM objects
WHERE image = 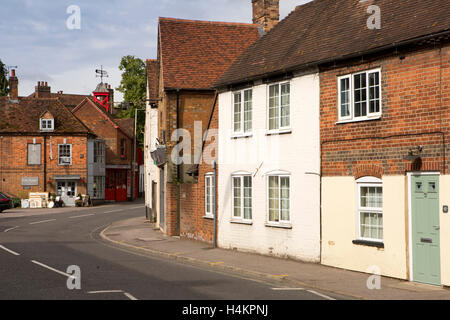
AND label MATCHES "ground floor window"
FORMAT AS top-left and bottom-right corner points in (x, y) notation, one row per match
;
(205, 174), (215, 218)
(268, 175), (290, 223)
(93, 176), (105, 199)
(232, 175), (252, 221)
(357, 177), (383, 242)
